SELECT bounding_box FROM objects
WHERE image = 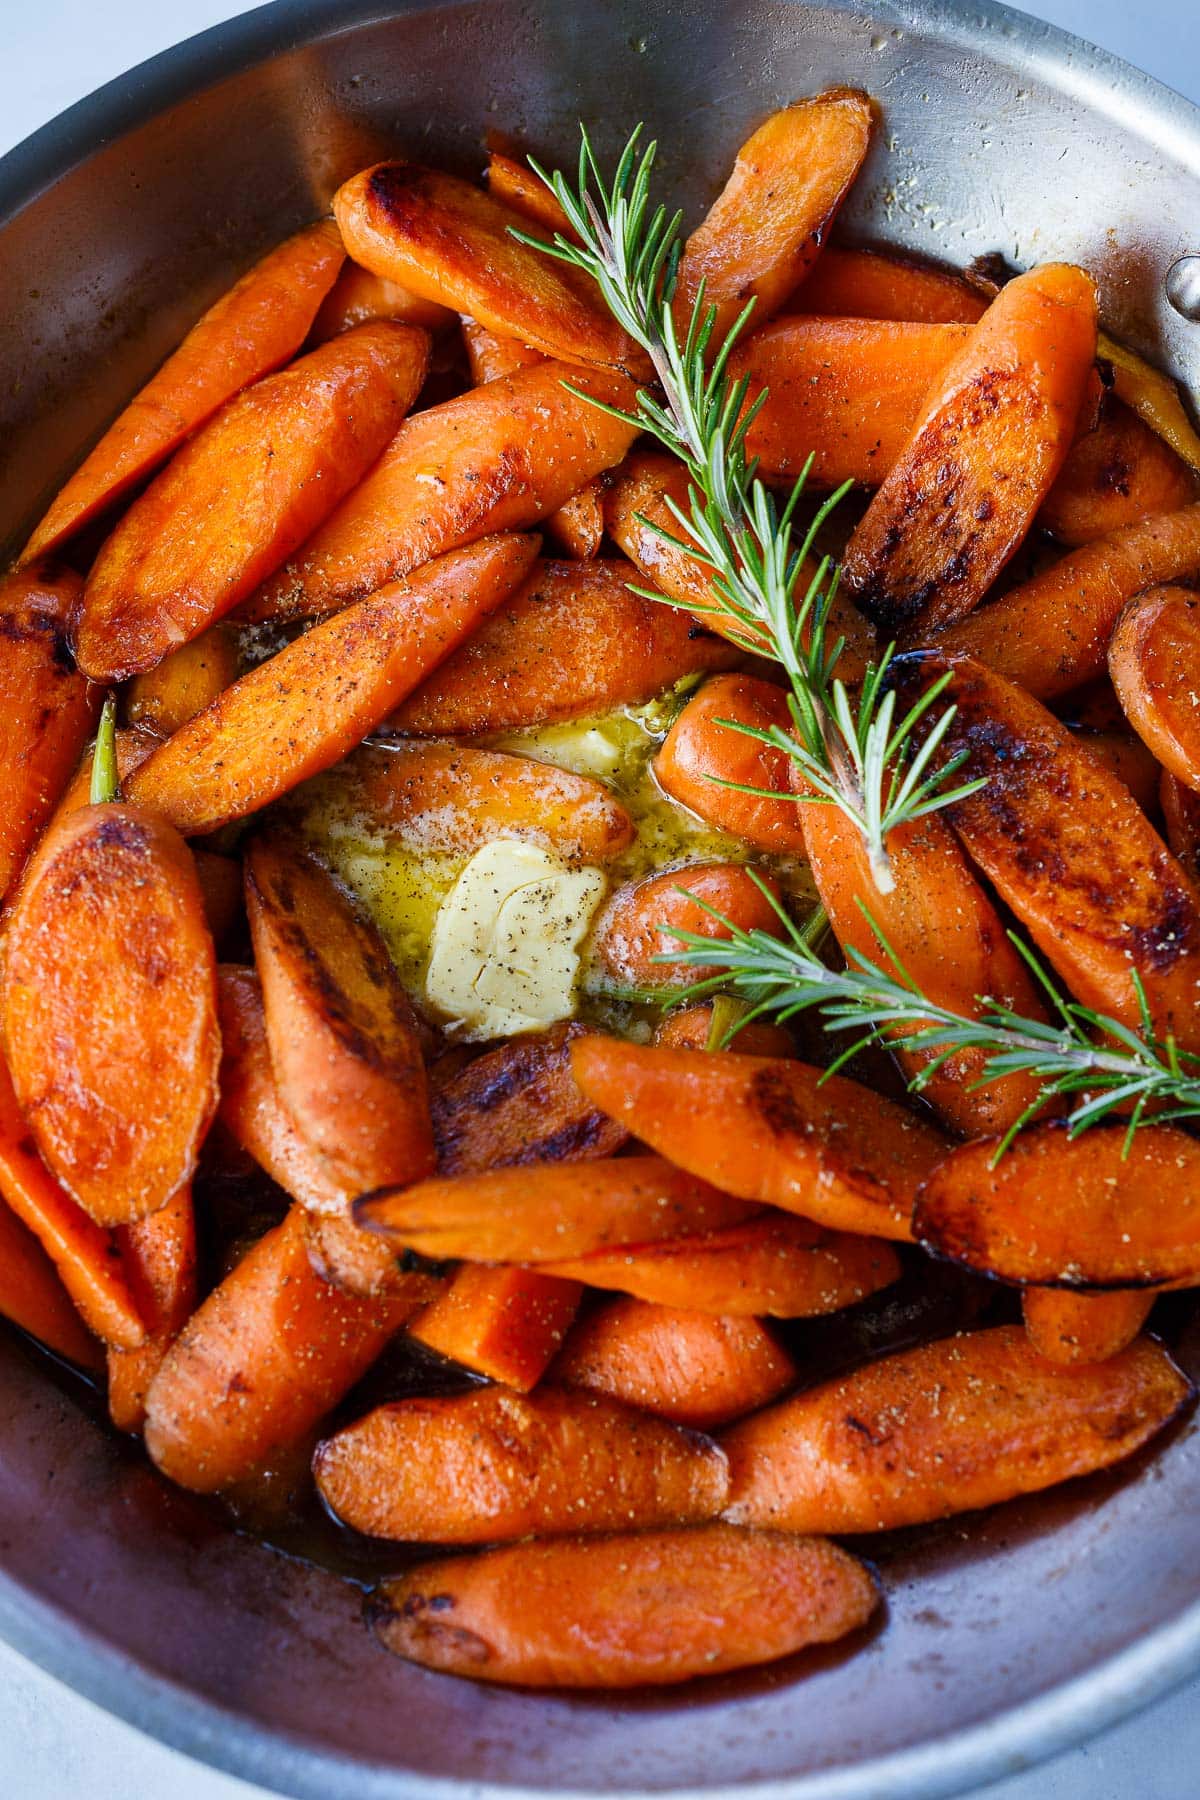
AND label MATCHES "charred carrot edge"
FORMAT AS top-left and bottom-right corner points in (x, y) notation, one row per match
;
(0, 1188), (102, 1369)
(590, 862), (784, 990)
(408, 1264), (583, 1390)
(1040, 400), (1198, 545)
(1021, 1289), (1154, 1367)
(1108, 586), (1200, 791)
(107, 1184), (198, 1432)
